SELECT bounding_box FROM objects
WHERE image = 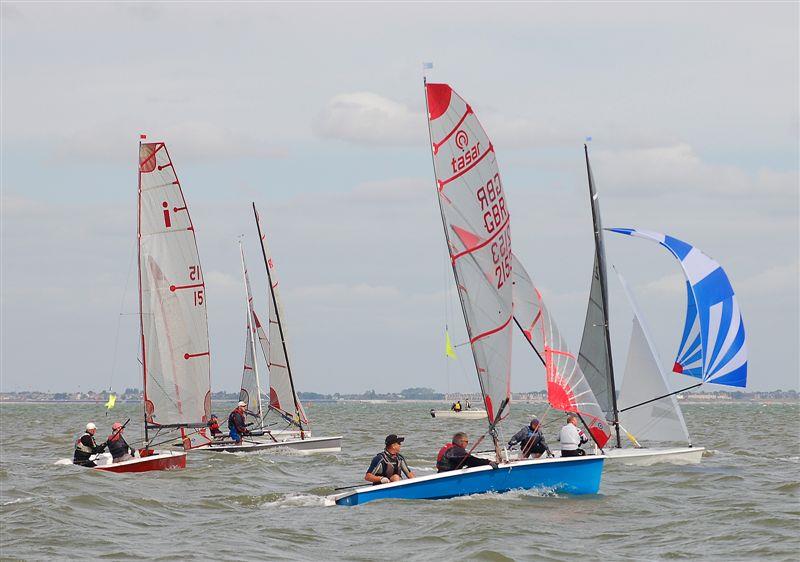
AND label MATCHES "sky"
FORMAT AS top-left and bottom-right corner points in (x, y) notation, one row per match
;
(1, 2), (798, 394)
